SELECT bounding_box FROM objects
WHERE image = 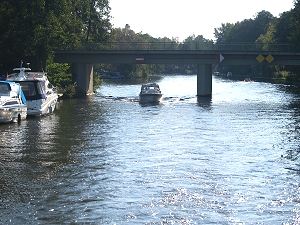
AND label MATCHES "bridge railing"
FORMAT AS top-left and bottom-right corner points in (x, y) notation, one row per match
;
(76, 42), (300, 52)
(212, 42), (300, 52)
